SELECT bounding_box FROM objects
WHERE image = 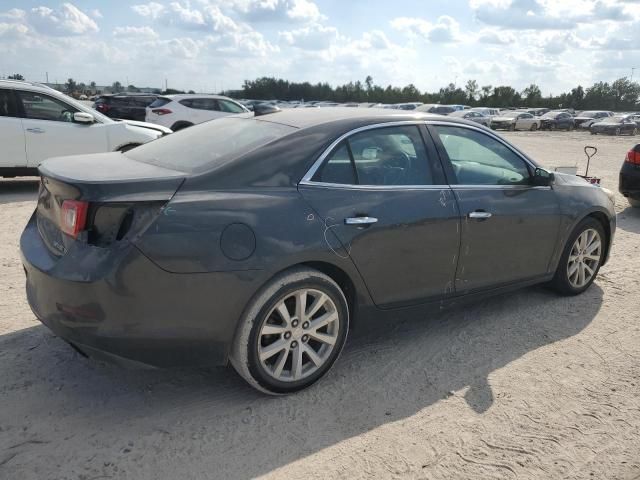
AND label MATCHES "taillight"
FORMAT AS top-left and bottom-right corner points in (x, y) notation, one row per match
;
(96, 104), (109, 112)
(625, 149), (640, 165)
(60, 200), (89, 238)
(152, 108), (172, 115)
